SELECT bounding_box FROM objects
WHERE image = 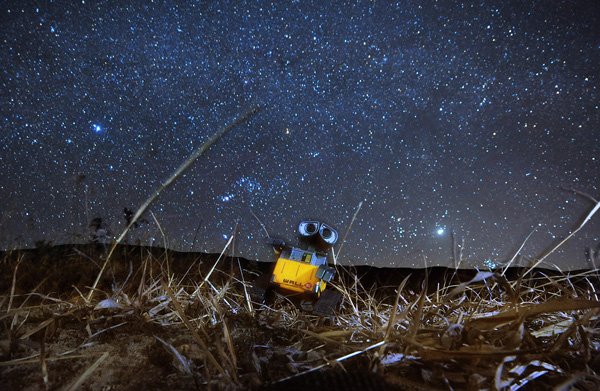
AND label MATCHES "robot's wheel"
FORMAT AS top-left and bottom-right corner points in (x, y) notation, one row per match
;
(313, 290), (342, 317)
(300, 300), (314, 312)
